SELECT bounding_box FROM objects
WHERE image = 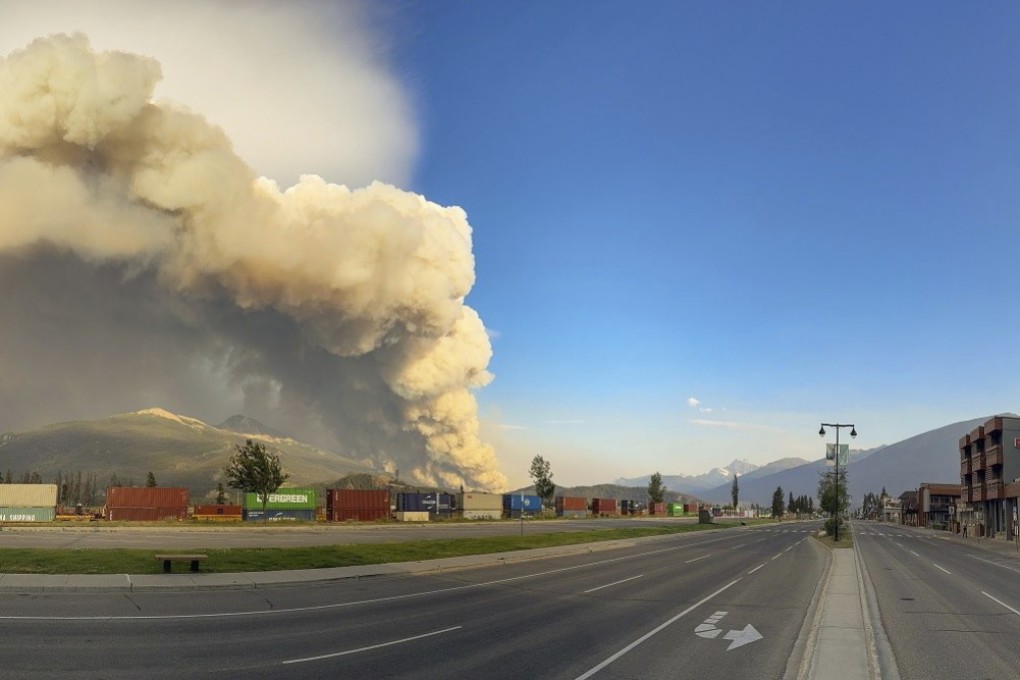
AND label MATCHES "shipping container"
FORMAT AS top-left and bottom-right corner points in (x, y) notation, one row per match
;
(243, 488), (316, 510)
(555, 496), (587, 512)
(326, 489), (390, 522)
(243, 509), (315, 522)
(394, 511), (430, 522)
(396, 492), (452, 516)
(461, 509), (502, 520)
(684, 502), (699, 514)
(192, 504), (243, 520)
(0, 484), (57, 507)
(459, 492), (502, 511)
(0, 507), (55, 522)
(650, 502), (666, 516)
(107, 507), (187, 521)
(668, 502), (684, 517)
(504, 494), (542, 517)
(106, 487), (189, 509)
(424, 492), (453, 517)
(591, 498), (618, 516)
